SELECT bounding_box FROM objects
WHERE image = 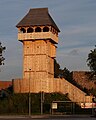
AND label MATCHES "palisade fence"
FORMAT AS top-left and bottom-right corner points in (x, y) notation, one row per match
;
(0, 92), (95, 115)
